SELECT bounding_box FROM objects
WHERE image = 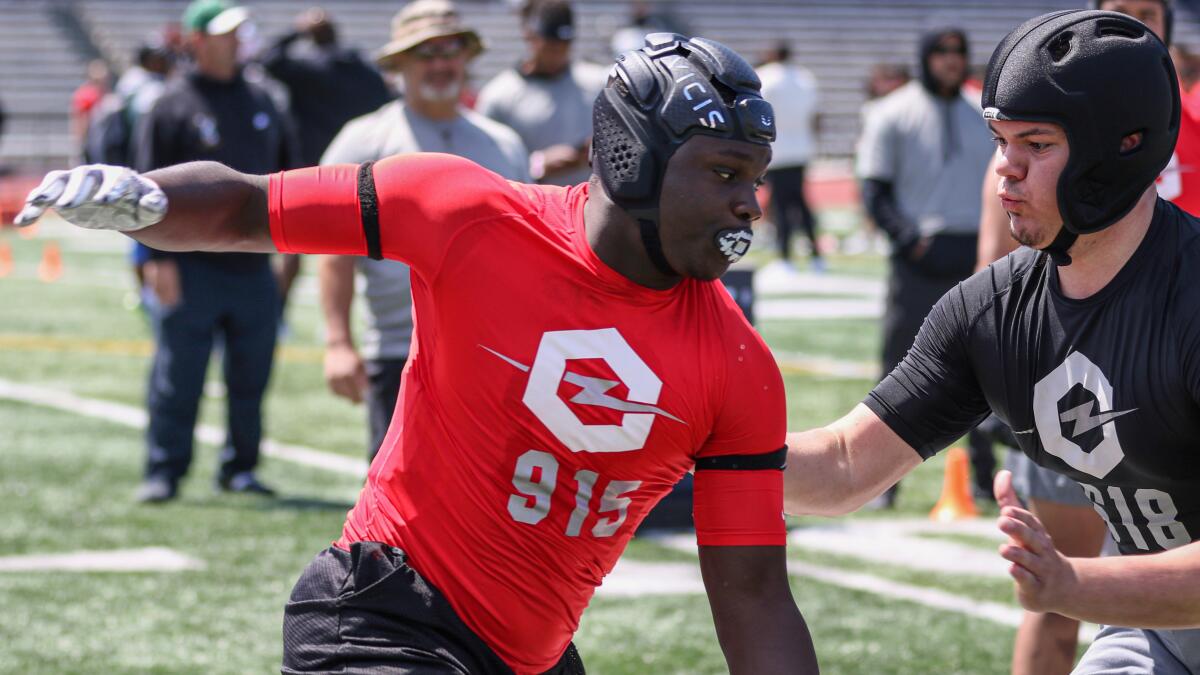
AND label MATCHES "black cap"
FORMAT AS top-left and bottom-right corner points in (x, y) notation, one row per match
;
(526, 0), (574, 41)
